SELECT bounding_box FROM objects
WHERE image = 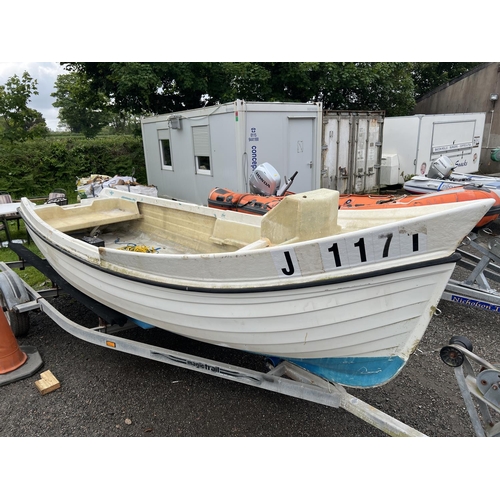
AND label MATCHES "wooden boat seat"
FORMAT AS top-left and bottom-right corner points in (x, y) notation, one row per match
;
(35, 198), (142, 233)
(260, 189), (341, 245)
